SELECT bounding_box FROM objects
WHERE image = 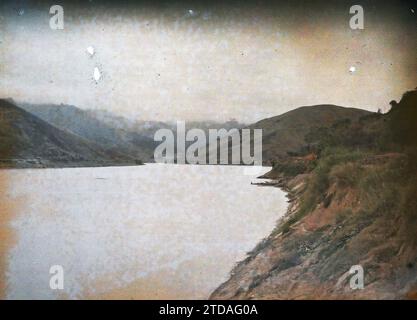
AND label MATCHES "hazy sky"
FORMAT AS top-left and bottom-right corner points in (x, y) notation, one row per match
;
(0, 0), (416, 122)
